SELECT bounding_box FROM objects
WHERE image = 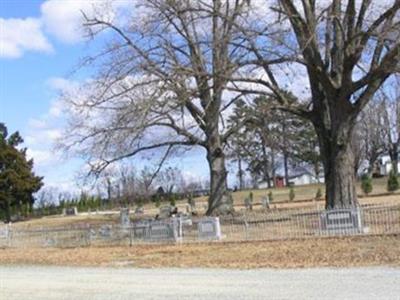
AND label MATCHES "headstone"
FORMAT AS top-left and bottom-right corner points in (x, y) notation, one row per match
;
(133, 218), (181, 242)
(159, 206), (172, 219)
(185, 204), (191, 214)
(133, 220), (151, 239)
(244, 197), (253, 210)
(188, 195), (196, 212)
(63, 207), (78, 216)
(120, 208), (131, 227)
(43, 237), (56, 247)
(98, 225), (112, 238)
(215, 192), (234, 215)
(150, 218), (180, 242)
(320, 207), (363, 235)
(135, 207), (144, 215)
(197, 217), (222, 240)
(179, 214), (193, 227)
(89, 228), (97, 239)
(261, 196), (270, 209)
(0, 224), (9, 239)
